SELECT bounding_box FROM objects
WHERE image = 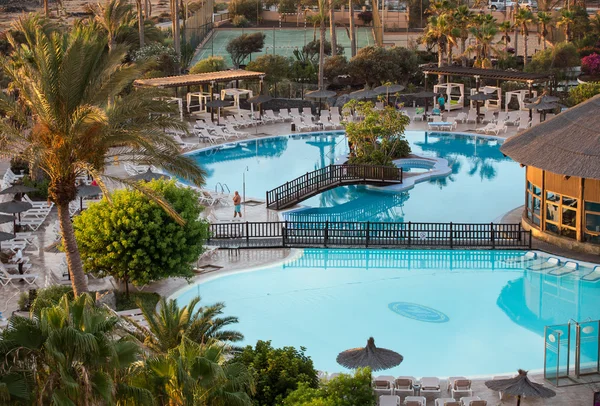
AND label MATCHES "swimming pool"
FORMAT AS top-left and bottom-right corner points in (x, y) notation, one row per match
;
(175, 249), (600, 376)
(190, 131), (524, 223)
